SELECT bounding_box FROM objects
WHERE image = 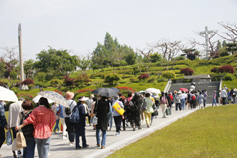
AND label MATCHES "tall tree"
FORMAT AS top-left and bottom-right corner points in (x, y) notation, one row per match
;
(92, 32), (136, 68)
(218, 22), (237, 44)
(152, 40), (183, 61)
(34, 47), (79, 76)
